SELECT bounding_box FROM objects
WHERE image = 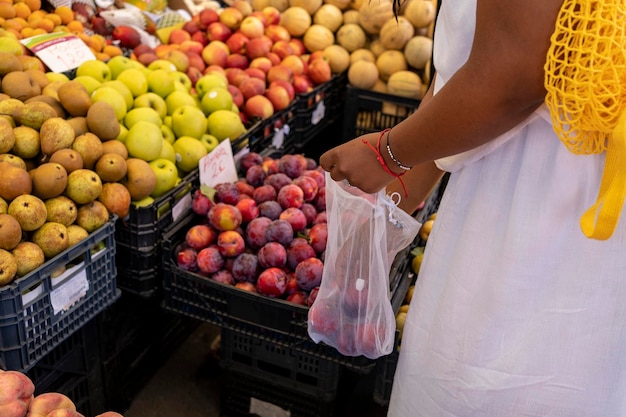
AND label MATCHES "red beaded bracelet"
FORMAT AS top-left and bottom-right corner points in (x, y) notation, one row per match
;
(361, 129), (408, 197)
